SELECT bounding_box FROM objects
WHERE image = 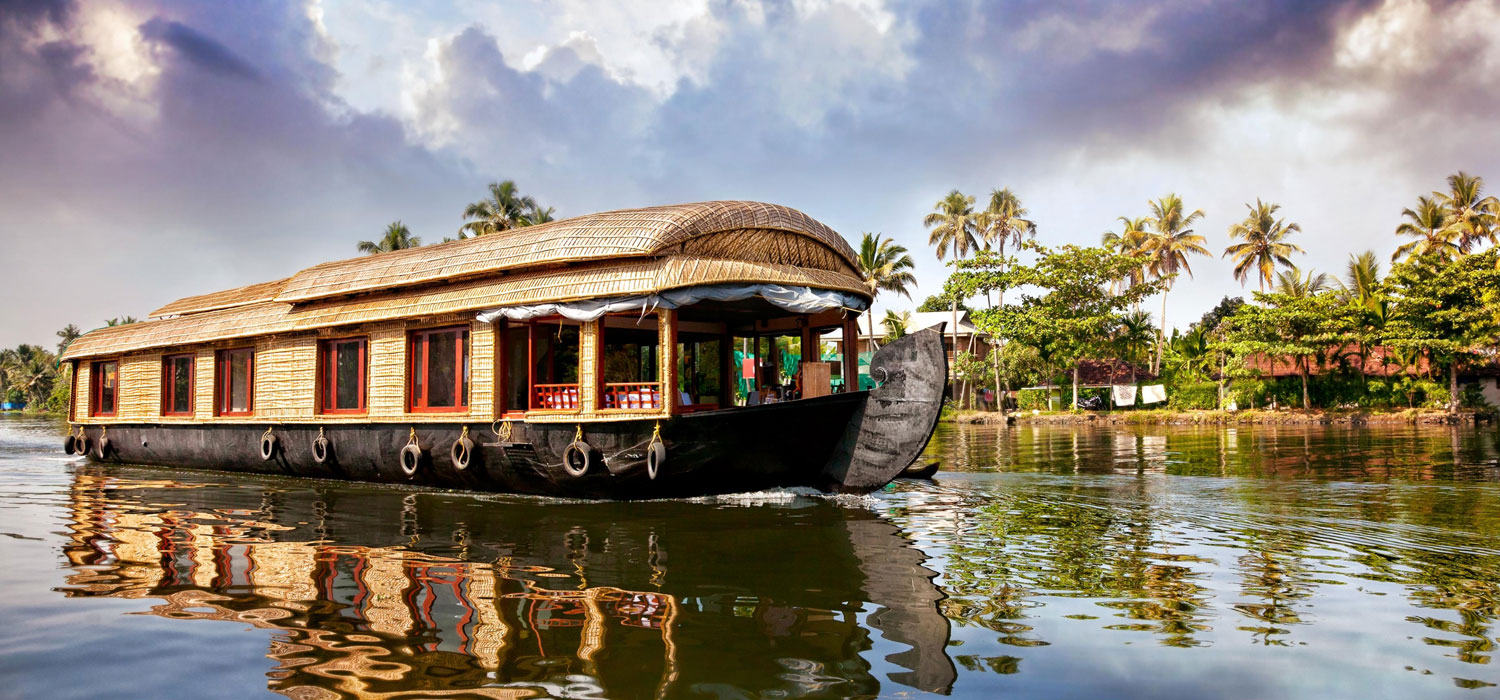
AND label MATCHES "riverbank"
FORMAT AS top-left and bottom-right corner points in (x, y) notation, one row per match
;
(949, 408), (1494, 426)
